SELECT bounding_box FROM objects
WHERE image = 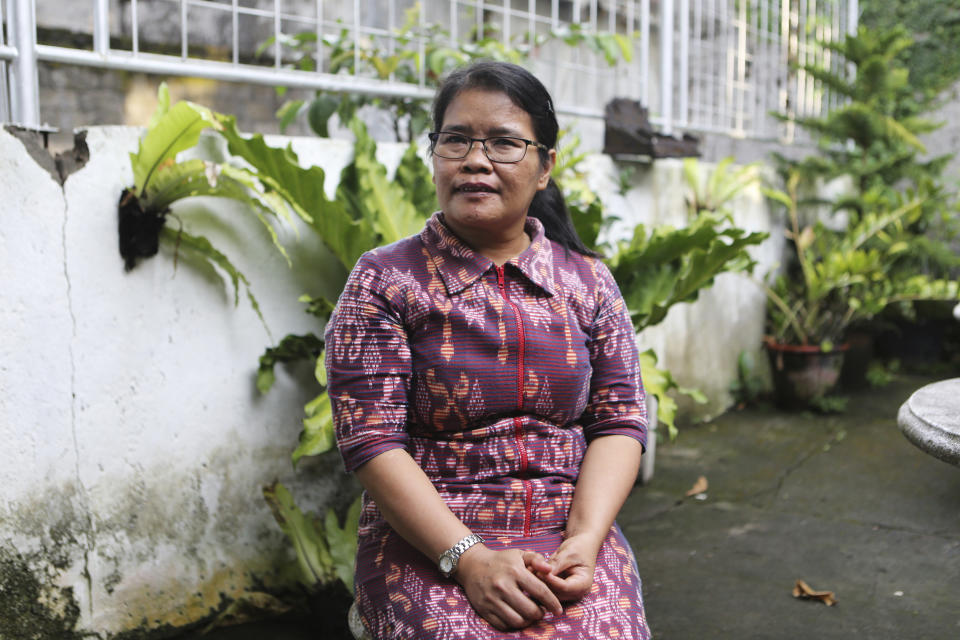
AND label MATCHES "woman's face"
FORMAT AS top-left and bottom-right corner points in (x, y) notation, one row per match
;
(432, 88), (555, 248)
